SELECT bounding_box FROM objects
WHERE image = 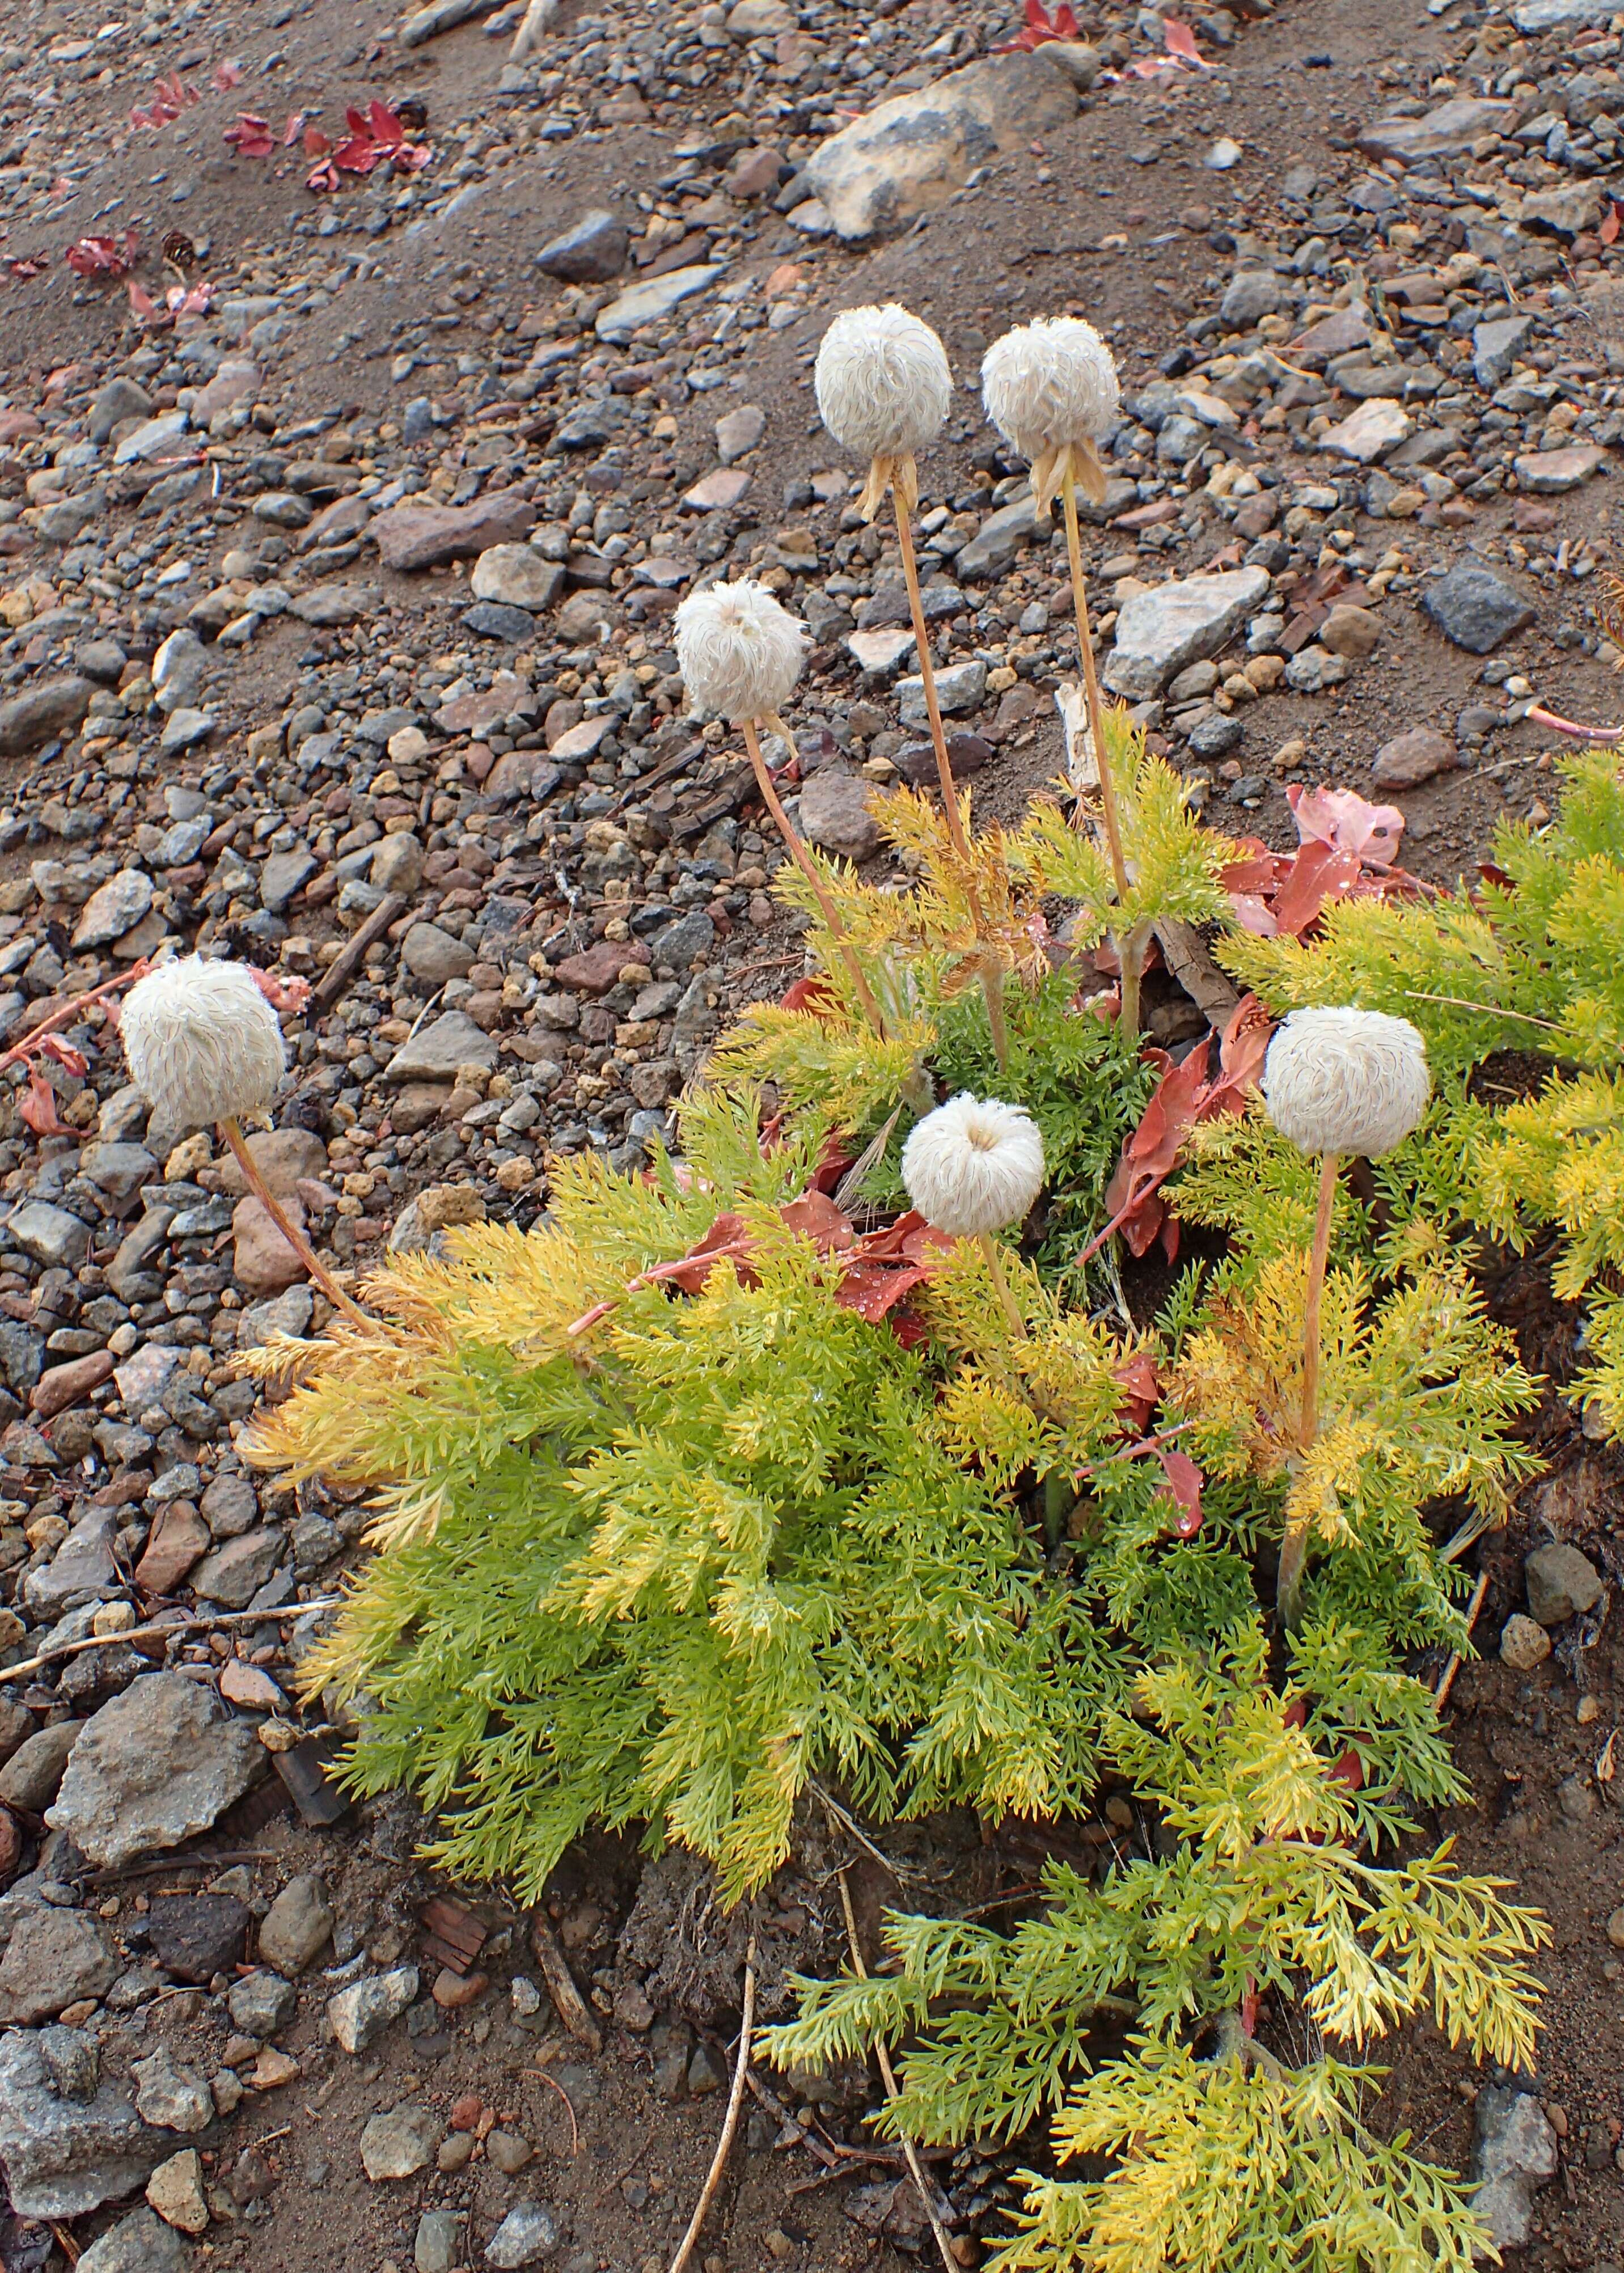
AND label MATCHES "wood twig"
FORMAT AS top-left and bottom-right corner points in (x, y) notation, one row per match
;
(527, 1911), (603, 2054)
(669, 1937), (756, 2273)
(837, 1870), (957, 2273)
(1, 1597), (342, 1688)
(311, 892), (408, 1014)
(1435, 1570), (1491, 1715)
(521, 2067), (580, 2156)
